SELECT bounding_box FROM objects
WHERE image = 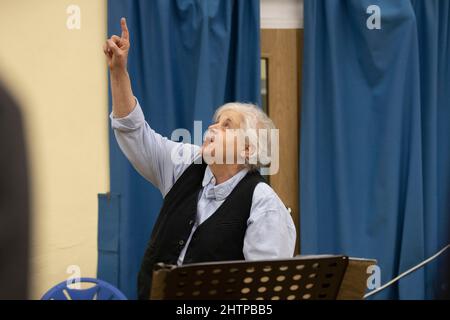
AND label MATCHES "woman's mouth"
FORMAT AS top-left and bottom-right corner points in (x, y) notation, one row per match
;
(205, 129), (217, 144)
